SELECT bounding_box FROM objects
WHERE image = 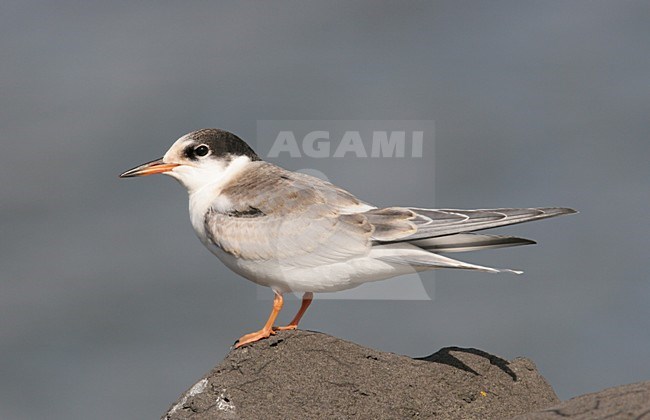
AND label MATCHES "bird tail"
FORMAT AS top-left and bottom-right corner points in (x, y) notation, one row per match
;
(373, 244), (523, 274)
